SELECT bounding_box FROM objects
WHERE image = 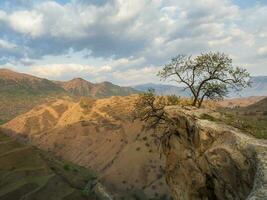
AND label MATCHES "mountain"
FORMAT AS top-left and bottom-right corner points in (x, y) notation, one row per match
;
(217, 96), (266, 108)
(219, 96), (267, 139)
(0, 69), (67, 124)
(135, 76), (267, 98)
(57, 78), (139, 98)
(0, 131), (110, 200)
(229, 76), (267, 97)
(56, 78), (95, 97)
(133, 83), (191, 97)
(0, 68), (65, 95)
(242, 96), (267, 114)
(1, 96), (170, 199)
(0, 68), (139, 124)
